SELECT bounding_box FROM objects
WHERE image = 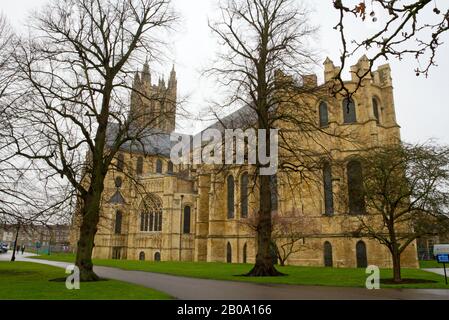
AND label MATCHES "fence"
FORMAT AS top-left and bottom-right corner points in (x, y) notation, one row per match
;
(23, 244), (72, 255)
